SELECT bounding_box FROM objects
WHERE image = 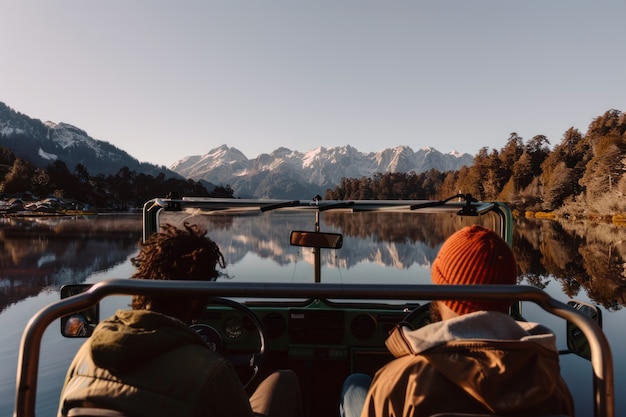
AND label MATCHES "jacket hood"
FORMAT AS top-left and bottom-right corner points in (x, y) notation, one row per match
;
(385, 311), (565, 414)
(387, 310), (557, 356)
(89, 309), (205, 374)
